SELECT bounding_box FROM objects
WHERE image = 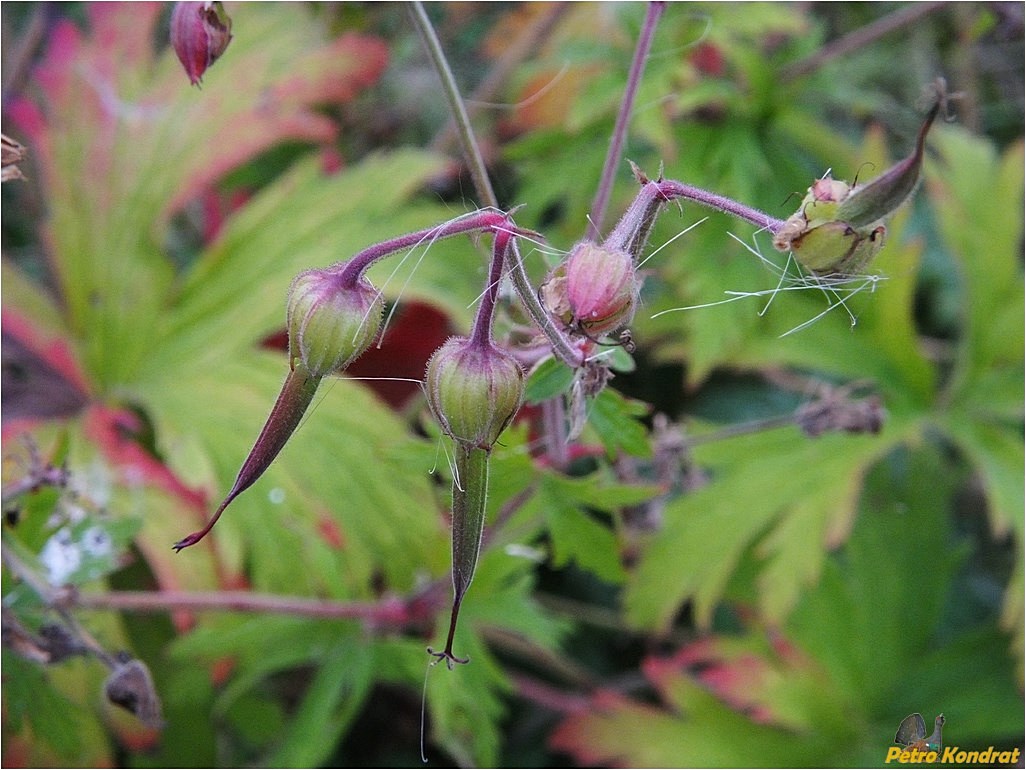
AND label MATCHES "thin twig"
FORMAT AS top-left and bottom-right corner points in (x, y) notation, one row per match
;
(409, 1), (497, 209)
(71, 588), (443, 623)
(781, 2), (947, 82)
(1, 540), (118, 668)
(588, 1), (666, 241)
(430, 3), (569, 153)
